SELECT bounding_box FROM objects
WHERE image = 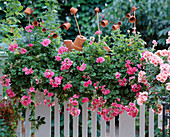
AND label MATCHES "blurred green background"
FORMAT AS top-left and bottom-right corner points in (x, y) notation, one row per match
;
(0, 0), (169, 50)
